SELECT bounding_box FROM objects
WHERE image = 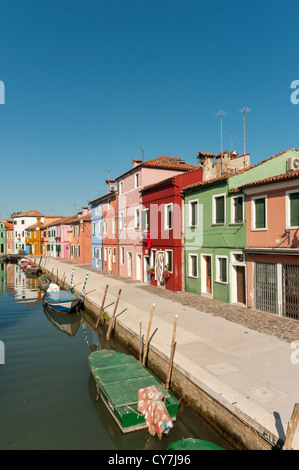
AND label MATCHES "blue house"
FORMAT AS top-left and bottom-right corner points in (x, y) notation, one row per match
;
(89, 197), (103, 270)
